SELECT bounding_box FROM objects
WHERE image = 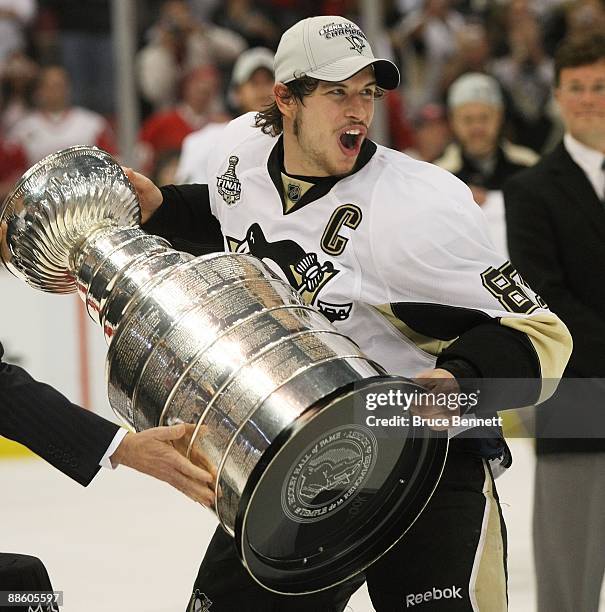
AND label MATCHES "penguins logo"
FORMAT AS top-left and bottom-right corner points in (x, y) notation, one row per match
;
(187, 590), (213, 612)
(226, 223), (340, 307)
(345, 34), (366, 54)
